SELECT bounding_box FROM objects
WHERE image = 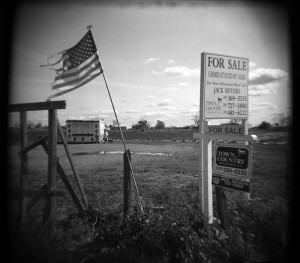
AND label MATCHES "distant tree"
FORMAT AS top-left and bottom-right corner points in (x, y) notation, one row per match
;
(273, 113), (284, 127)
(27, 120), (35, 129)
(257, 121), (271, 129)
(154, 120), (165, 129)
(278, 115), (292, 127)
(192, 113), (200, 128)
(272, 113), (293, 127)
(223, 119), (240, 125)
(283, 116), (292, 127)
(112, 119), (119, 127)
(132, 119), (151, 130)
(35, 122), (42, 129)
